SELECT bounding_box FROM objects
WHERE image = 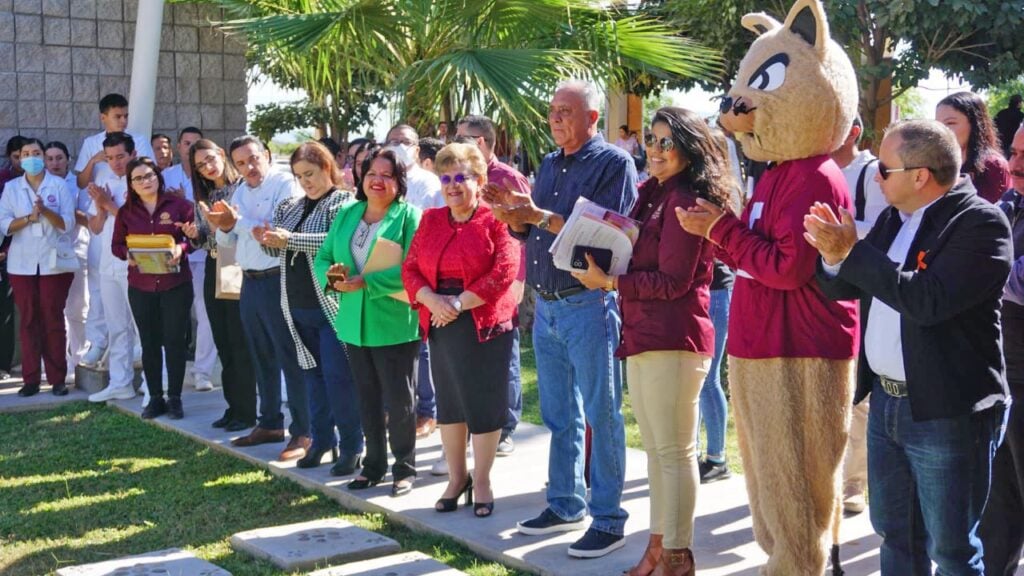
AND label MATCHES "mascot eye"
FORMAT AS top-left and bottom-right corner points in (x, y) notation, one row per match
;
(747, 53), (790, 92)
